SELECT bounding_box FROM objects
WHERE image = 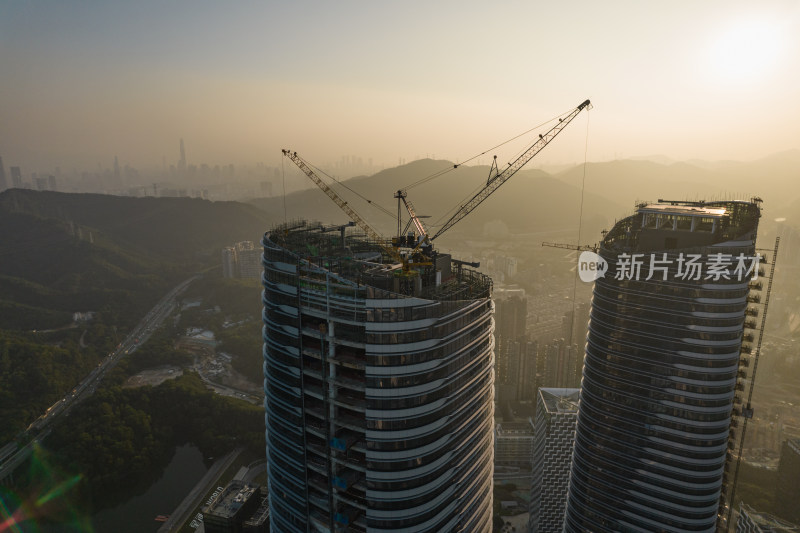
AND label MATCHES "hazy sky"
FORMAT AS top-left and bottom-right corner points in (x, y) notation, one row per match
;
(1, 1), (799, 173)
